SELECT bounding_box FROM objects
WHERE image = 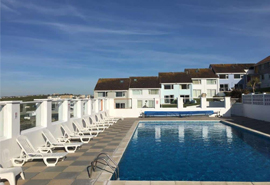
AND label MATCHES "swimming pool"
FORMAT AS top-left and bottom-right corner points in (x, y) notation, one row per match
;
(118, 121), (270, 181)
